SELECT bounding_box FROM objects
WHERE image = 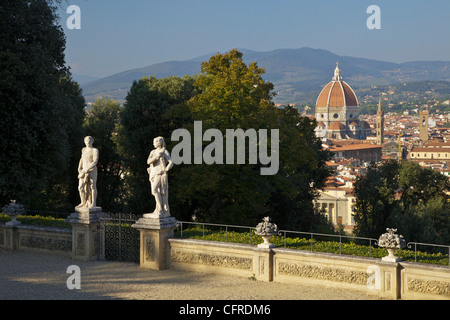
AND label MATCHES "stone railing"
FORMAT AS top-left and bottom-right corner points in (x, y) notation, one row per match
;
(0, 223), (72, 255)
(1, 209), (448, 300)
(165, 221), (449, 300)
(167, 237), (449, 300)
